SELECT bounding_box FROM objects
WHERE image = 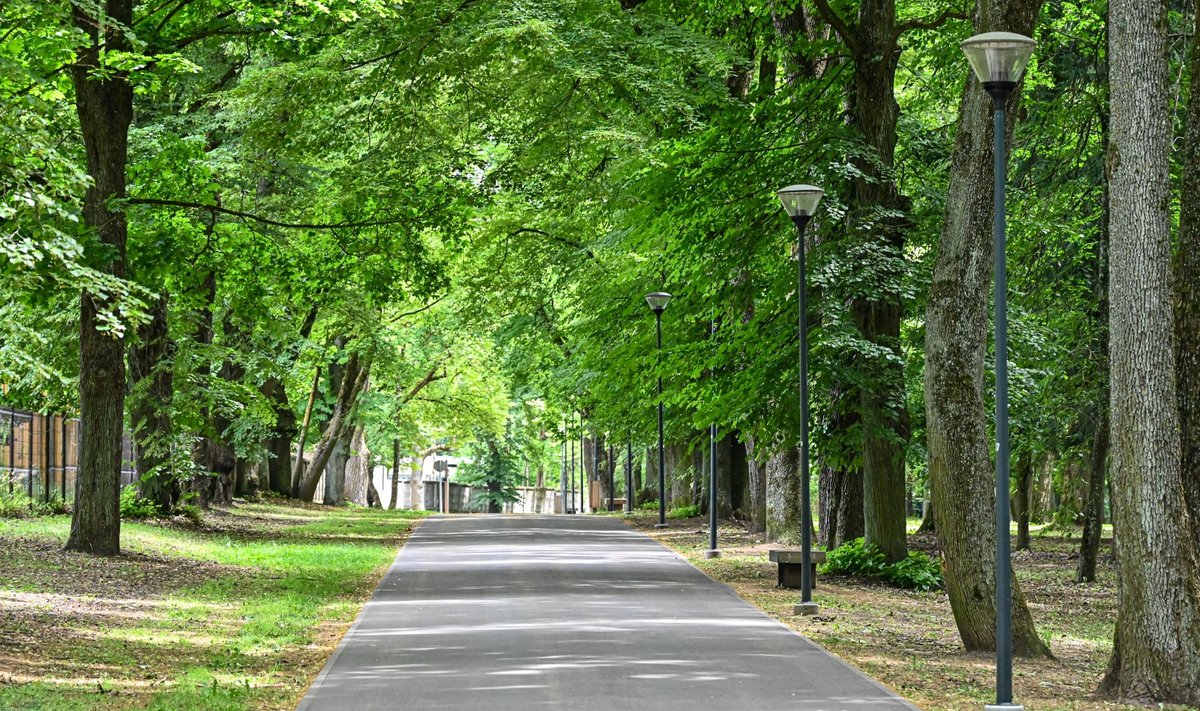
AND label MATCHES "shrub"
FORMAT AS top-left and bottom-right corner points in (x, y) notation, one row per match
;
(821, 538), (944, 592)
(120, 485), (158, 519)
(637, 500), (659, 512)
(177, 504), (204, 526)
(667, 504), (700, 519)
(0, 493), (71, 518)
